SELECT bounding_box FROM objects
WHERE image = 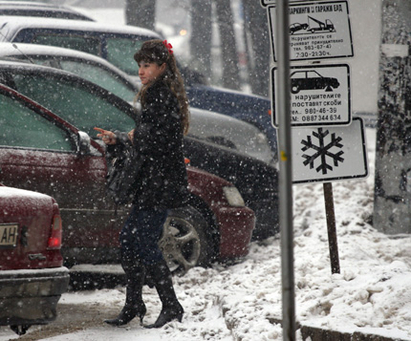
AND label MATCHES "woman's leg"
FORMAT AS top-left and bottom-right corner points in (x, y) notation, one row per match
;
(134, 209), (184, 328)
(133, 208), (168, 265)
(105, 207), (147, 326)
